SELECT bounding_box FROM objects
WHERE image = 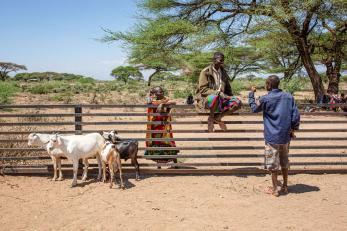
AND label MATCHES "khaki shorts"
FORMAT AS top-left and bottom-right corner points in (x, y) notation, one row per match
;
(264, 143), (290, 171)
